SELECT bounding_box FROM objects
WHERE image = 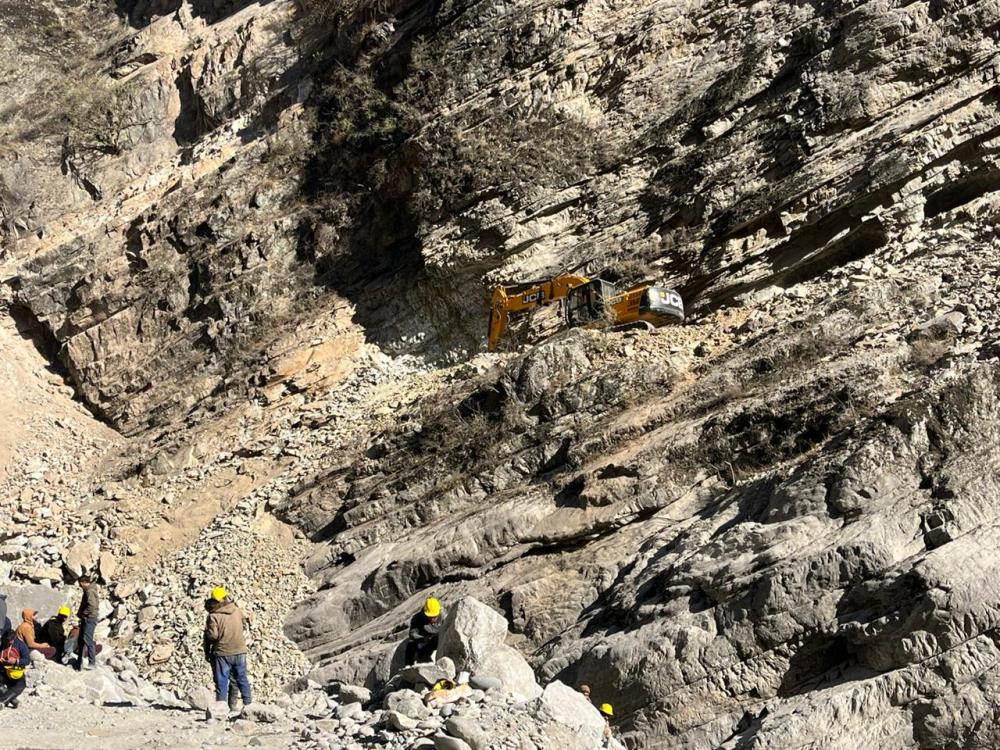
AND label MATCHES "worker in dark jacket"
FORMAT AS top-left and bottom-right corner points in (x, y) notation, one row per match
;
(204, 587), (252, 707)
(405, 597), (442, 665)
(0, 629), (30, 708)
(74, 575), (100, 671)
(43, 607), (71, 662)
